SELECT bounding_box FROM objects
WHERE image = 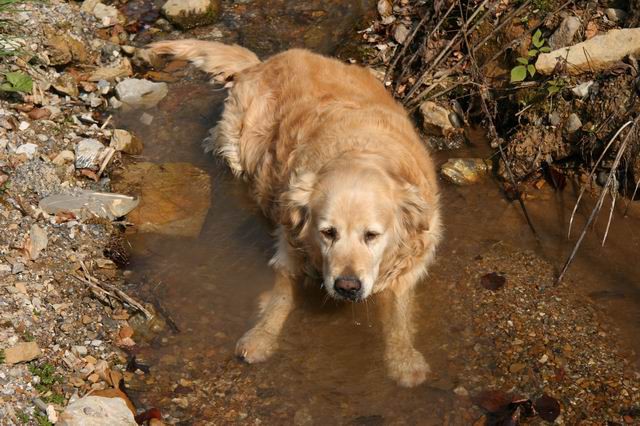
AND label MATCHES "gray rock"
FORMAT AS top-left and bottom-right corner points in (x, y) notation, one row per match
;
(565, 113), (582, 133)
(39, 190), (139, 220)
(605, 8), (627, 23)
(96, 80), (110, 95)
(441, 158), (490, 185)
(549, 111), (561, 126)
(115, 78), (168, 110)
(12, 262), (25, 274)
(75, 138), (105, 170)
(571, 81), (594, 98)
(548, 16), (581, 50)
(15, 143), (38, 159)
